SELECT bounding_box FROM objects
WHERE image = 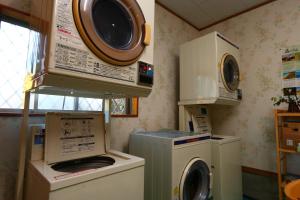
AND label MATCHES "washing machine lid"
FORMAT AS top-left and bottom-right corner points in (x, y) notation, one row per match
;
(44, 112), (106, 164)
(220, 53), (240, 92)
(180, 158), (210, 200)
(73, 0), (150, 66)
